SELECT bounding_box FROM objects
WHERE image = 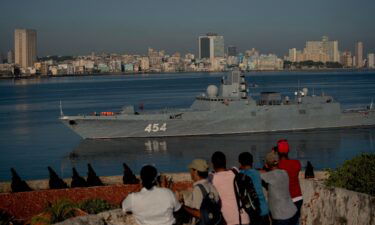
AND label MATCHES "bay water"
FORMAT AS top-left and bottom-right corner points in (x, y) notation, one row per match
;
(1, 71), (375, 181)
